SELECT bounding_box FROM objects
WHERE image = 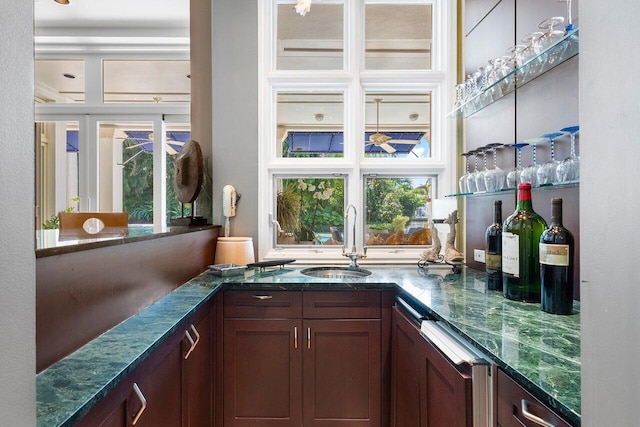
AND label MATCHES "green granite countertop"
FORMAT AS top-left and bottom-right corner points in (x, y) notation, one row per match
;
(36, 265), (580, 426)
